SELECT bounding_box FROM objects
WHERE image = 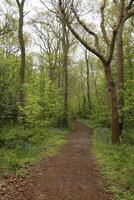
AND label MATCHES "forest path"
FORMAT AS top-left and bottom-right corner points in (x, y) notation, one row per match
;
(0, 122), (113, 200)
